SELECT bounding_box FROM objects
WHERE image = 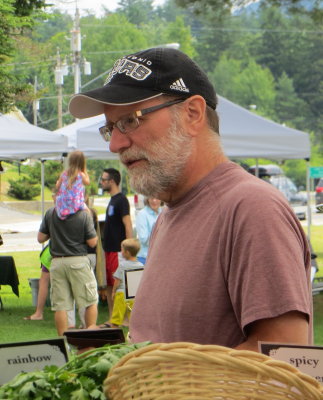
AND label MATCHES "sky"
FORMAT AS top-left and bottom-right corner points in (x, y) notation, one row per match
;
(49, 0), (165, 17)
